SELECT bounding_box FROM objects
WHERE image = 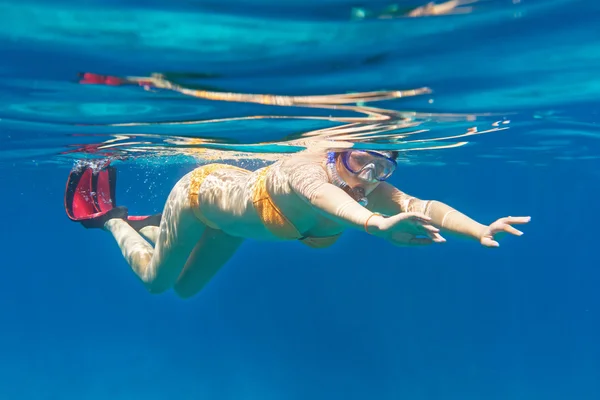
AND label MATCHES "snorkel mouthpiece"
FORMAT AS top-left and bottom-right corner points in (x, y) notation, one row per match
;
(353, 186), (368, 206)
